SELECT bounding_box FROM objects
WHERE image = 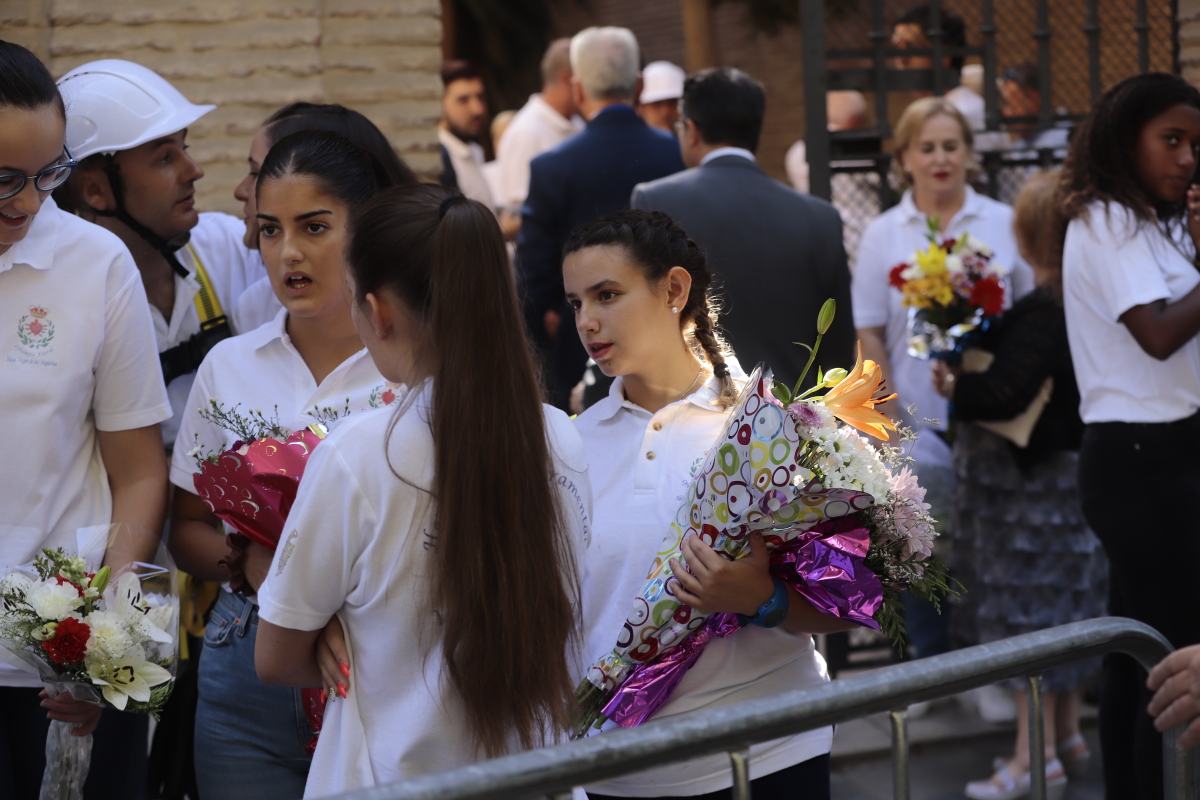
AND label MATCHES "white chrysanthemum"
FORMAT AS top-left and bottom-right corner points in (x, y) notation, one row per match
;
(26, 582), (83, 621)
(83, 610), (134, 661)
(816, 427), (892, 501)
(945, 253), (964, 275)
